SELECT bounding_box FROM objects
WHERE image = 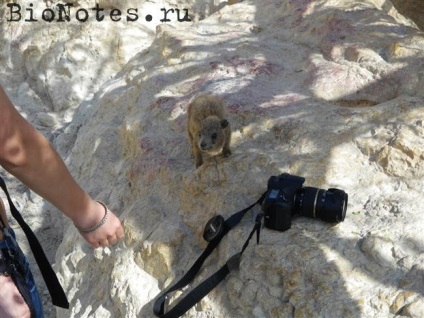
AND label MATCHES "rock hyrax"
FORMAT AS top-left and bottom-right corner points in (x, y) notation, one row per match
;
(187, 95), (231, 168)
